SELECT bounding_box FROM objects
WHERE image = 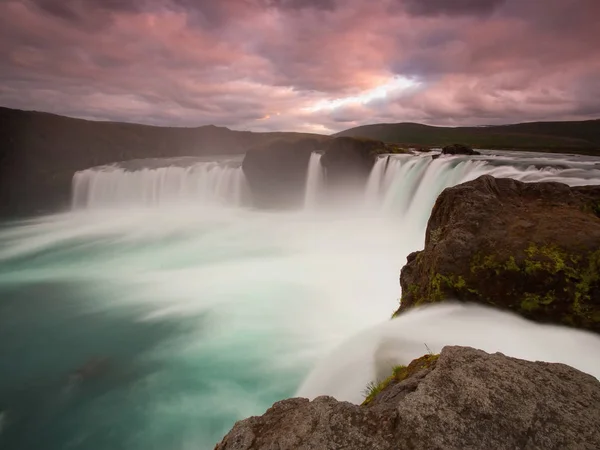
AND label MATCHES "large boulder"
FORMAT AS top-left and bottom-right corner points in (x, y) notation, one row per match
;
(441, 143), (481, 155)
(396, 175), (600, 332)
(242, 137), (328, 208)
(215, 346), (600, 450)
(242, 136), (406, 208)
(320, 137), (406, 189)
